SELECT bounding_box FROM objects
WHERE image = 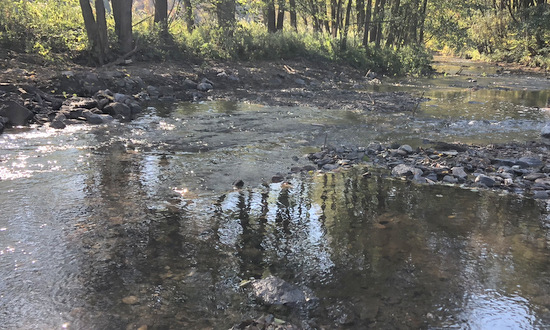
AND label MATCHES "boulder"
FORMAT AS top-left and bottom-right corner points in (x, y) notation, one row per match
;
(541, 124), (550, 138)
(518, 157), (543, 168)
(398, 144), (414, 154)
(391, 164), (423, 178)
(104, 102), (131, 121)
(0, 101), (34, 126)
(197, 82), (213, 92)
(451, 166), (468, 179)
(475, 174), (496, 187)
(50, 113), (67, 129)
